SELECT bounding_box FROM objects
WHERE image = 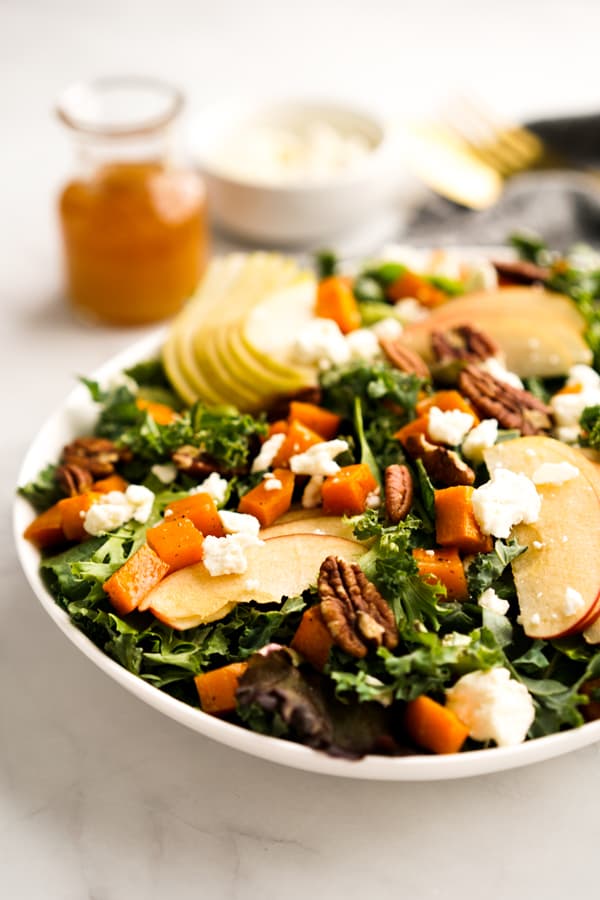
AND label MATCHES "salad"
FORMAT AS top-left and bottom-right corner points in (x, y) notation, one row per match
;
(19, 235), (600, 760)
